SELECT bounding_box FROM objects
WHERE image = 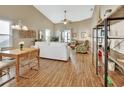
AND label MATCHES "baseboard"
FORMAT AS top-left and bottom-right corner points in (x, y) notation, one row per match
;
(40, 57), (69, 62)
